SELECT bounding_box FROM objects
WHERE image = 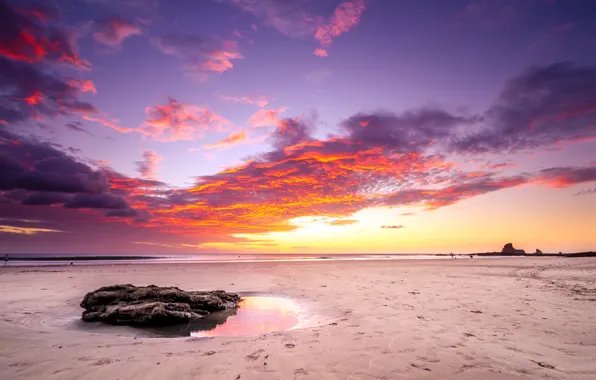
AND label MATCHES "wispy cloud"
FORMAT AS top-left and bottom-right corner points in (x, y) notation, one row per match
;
(136, 150), (161, 180)
(314, 0), (367, 55)
(381, 225), (405, 229)
(203, 130), (248, 150)
(0, 225), (63, 235)
(92, 18), (142, 47)
(329, 219), (358, 226)
(247, 107), (287, 128)
(153, 35), (243, 75)
(228, 0), (321, 37)
(221, 94), (270, 108)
